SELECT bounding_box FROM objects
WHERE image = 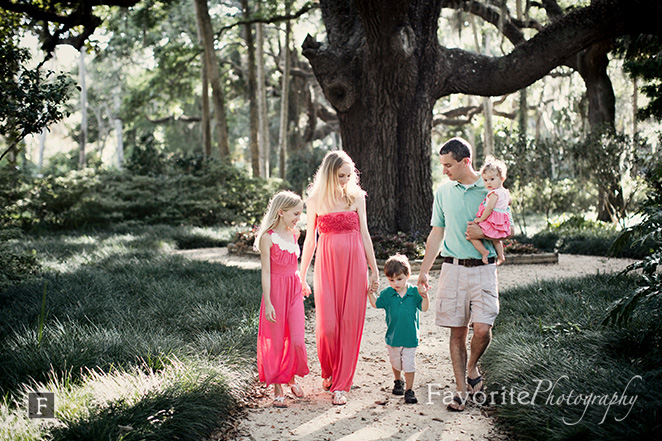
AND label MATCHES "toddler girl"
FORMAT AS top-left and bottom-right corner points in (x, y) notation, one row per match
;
(471, 156), (511, 265)
(254, 190), (309, 407)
